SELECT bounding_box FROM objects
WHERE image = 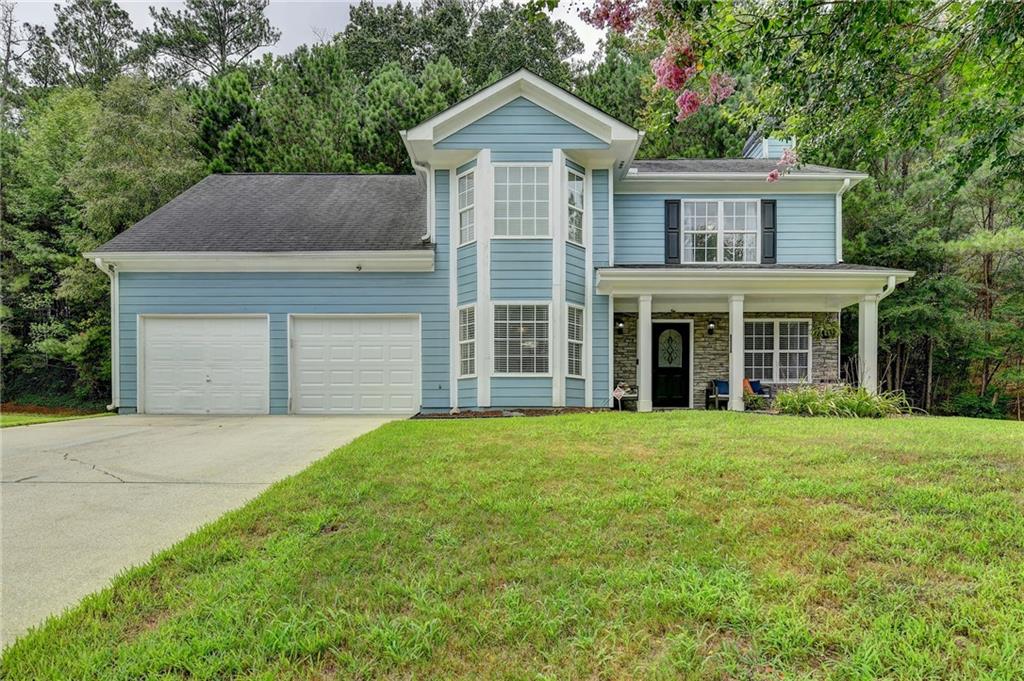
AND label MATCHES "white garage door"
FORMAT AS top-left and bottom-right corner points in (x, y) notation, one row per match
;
(141, 316), (269, 414)
(291, 315), (420, 414)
